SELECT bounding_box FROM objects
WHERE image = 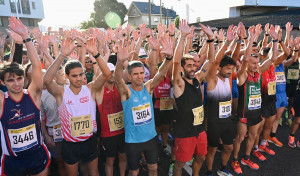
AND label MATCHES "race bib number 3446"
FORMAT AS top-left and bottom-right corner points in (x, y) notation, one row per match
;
(8, 124), (38, 152)
(132, 103), (152, 126)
